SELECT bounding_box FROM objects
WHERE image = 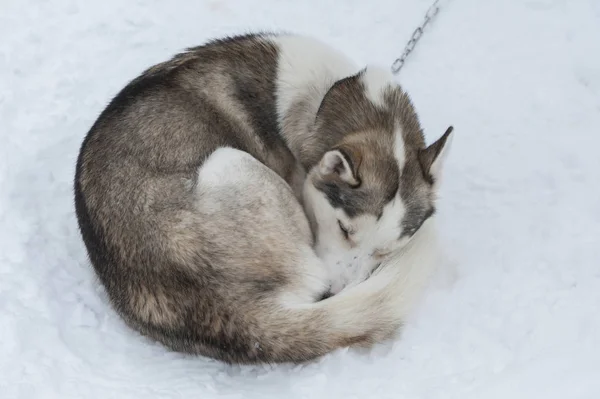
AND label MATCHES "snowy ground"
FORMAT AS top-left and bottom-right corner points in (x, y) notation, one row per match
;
(2, 0), (600, 397)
